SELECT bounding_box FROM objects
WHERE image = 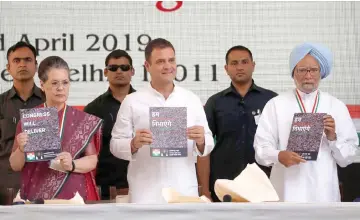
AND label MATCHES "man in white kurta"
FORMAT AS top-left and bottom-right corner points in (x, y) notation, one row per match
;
(110, 38), (214, 204)
(254, 42), (359, 202)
